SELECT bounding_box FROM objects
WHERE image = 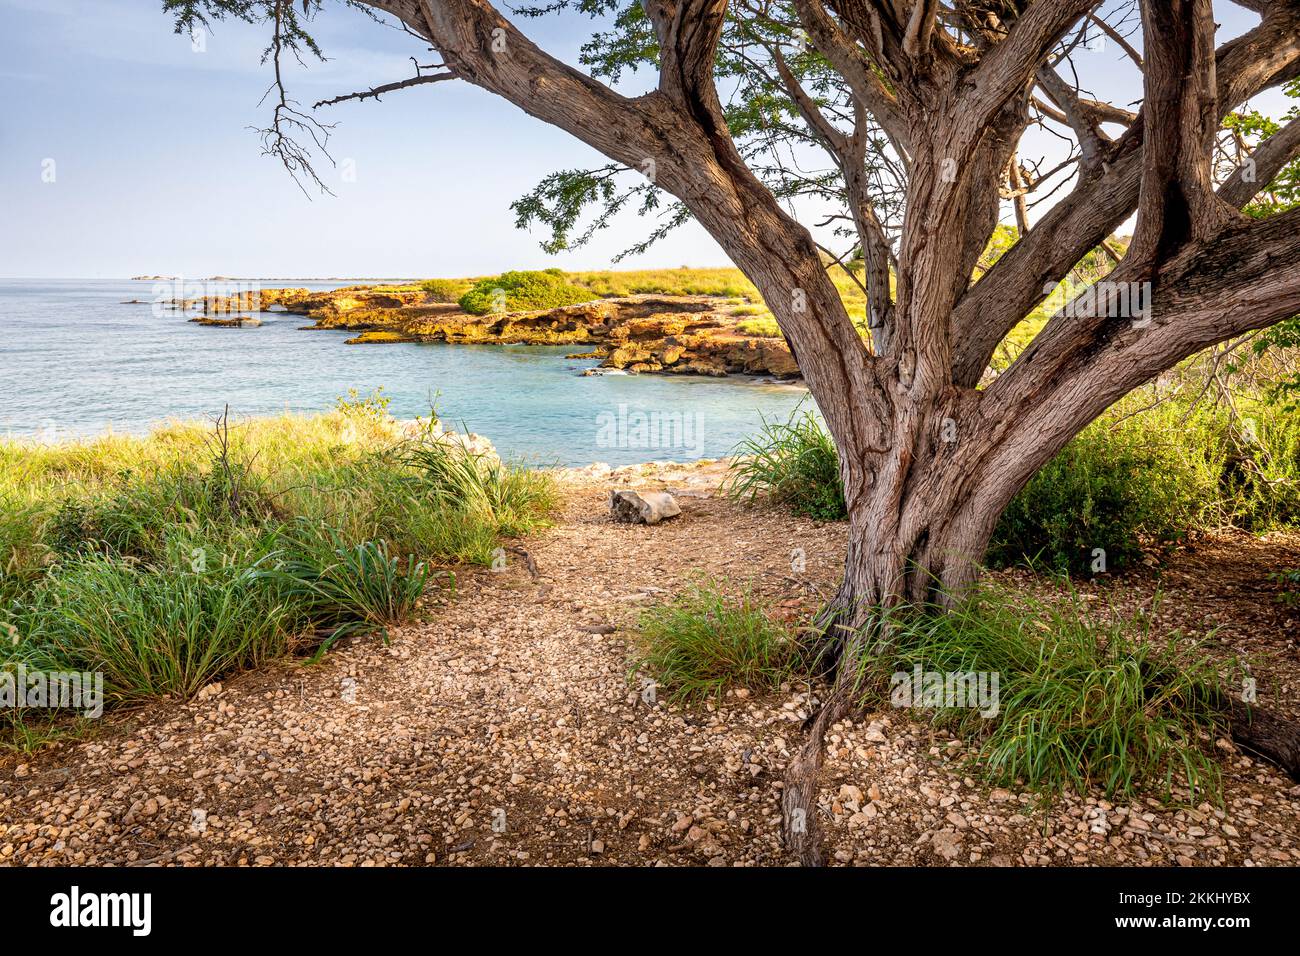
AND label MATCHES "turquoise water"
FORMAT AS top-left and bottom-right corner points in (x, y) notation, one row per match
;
(0, 279), (811, 466)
